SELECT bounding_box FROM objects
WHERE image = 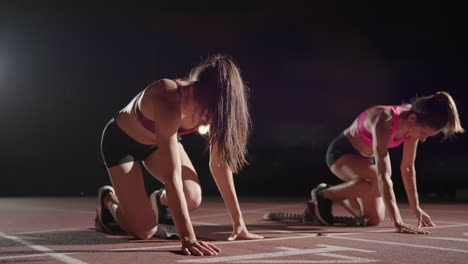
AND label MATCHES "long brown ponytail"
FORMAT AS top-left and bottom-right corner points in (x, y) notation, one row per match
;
(188, 55), (251, 173)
